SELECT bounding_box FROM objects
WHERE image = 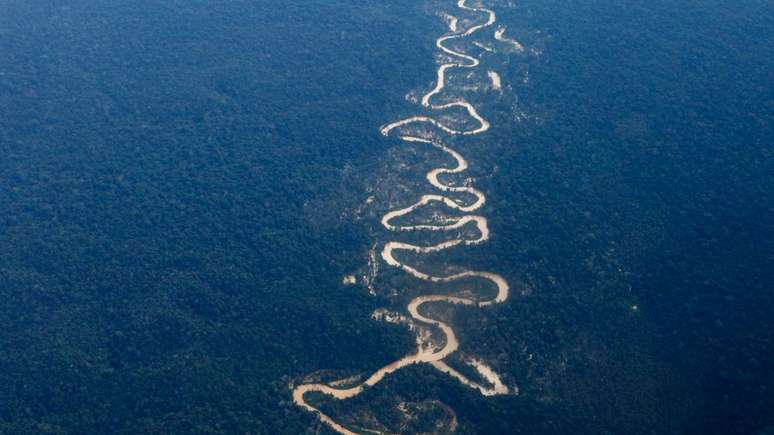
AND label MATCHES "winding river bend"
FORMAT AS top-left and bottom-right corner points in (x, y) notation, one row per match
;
(293, 1), (519, 433)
